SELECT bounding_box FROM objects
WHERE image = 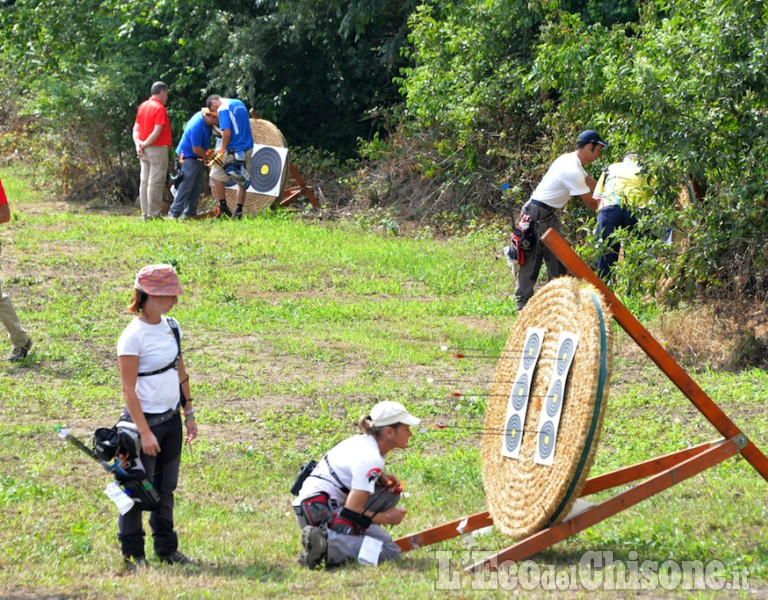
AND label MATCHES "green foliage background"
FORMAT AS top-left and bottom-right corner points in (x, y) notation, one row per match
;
(1, 0), (768, 301)
(398, 0), (768, 302)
